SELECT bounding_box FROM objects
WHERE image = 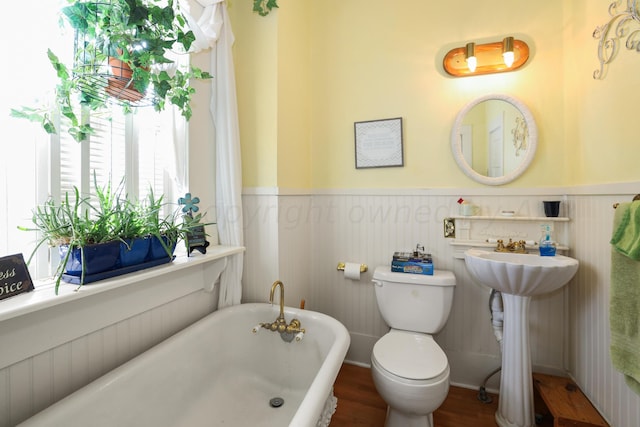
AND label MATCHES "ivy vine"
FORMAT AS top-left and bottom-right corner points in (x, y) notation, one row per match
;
(253, 0), (278, 16)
